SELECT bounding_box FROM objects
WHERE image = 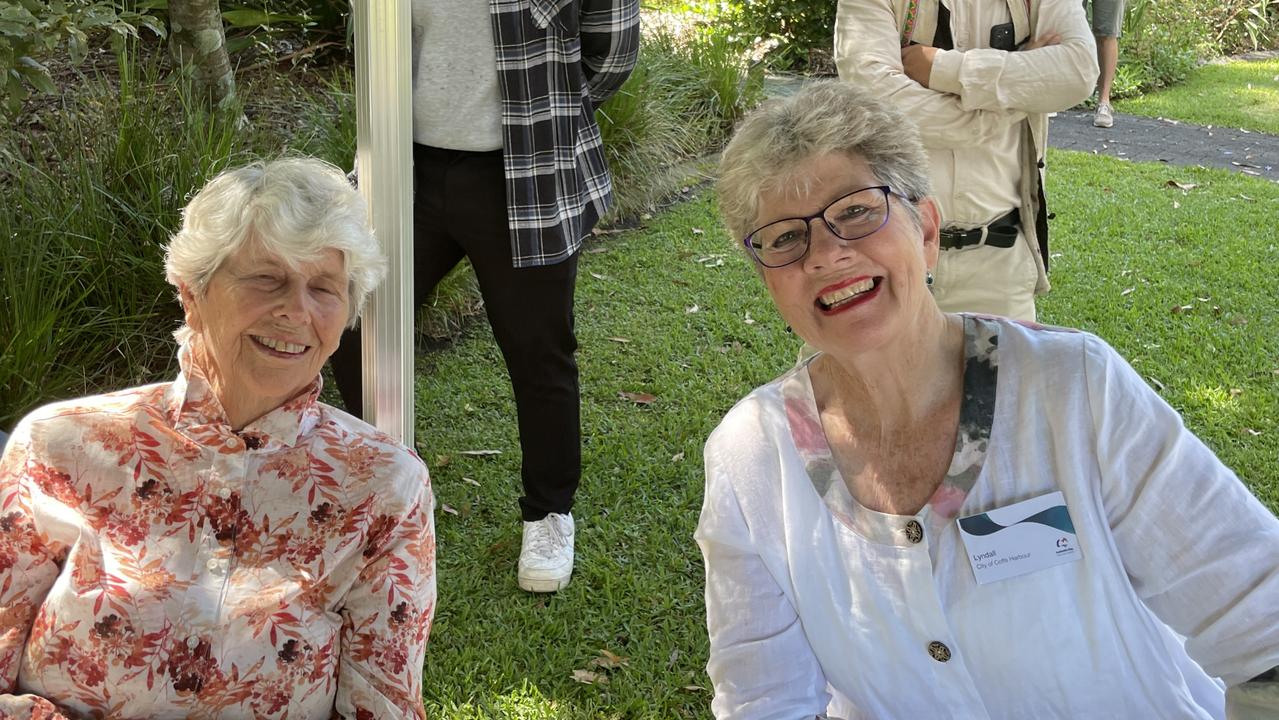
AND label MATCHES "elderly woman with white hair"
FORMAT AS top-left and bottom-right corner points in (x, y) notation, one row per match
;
(697, 81), (1279, 719)
(0, 158), (435, 719)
